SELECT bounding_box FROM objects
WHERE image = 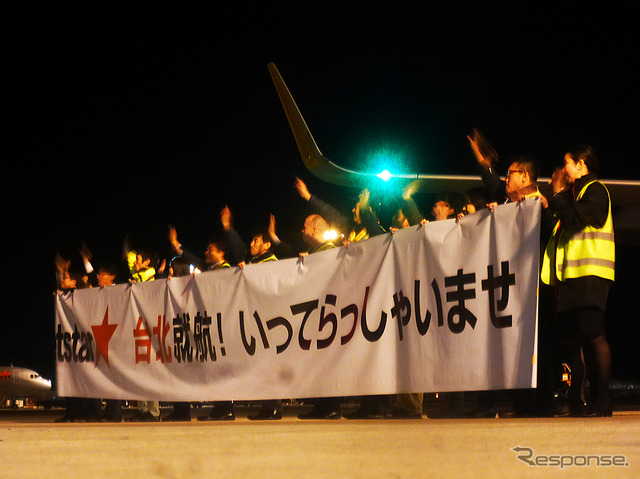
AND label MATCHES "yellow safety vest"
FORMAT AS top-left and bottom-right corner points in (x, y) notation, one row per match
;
(541, 180), (615, 285)
(522, 189), (543, 200)
(314, 241), (336, 253)
(127, 251), (156, 282)
(253, 253), (277, 263)
(348, 227), (369, 243)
